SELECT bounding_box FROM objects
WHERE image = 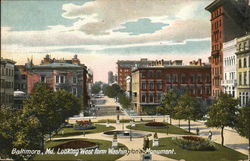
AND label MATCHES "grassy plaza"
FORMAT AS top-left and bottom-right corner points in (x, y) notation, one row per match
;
(149, 137), (248, 161)
(53, 124), (115, 137)
(126, 123), (193, 135)
(33, 138), (128, 160)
